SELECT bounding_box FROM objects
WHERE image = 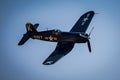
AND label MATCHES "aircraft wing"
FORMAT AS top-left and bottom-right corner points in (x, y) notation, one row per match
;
(43, 42), (75, 65)
(70, 11), (95, 33)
